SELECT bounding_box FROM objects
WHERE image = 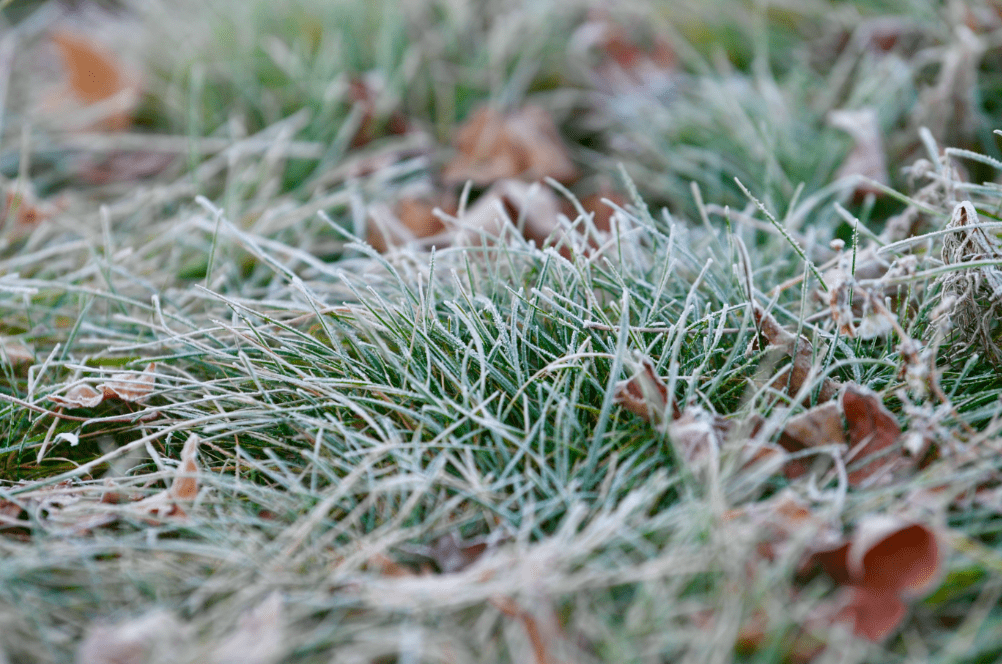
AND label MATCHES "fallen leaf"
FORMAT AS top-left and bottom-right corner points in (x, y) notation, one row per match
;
(443, 105), (577, 187)
(455, 179), (567, 252)
(613, 355), (675, 426)
(76, 610), (183, 664)
(805, 516), (942, 642)
(135, 434), (201, 518)
(100, 362), (156, 402)
(50, 30), (139, 131)
(425, 532), (490, 574)
(169, 433), (201, 502)
(0, 337), (34, 365)
(74, 150), (177, 185)
(347, 73), (411, 149)
(829, 108), (889, 197)
(754, 303), (840, 402)
(367, 192), (456, 252)
(50, 384), (105, 408)
(490, 595), (563, 664)
(212, 593), (285, 664)
(569, 11), (677, 98)
(841, 384), (902, 485)
(2, 187), (55, 230)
